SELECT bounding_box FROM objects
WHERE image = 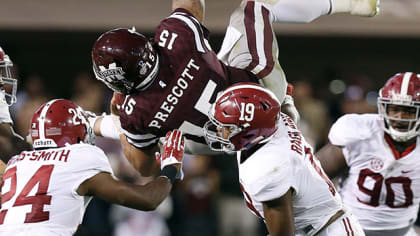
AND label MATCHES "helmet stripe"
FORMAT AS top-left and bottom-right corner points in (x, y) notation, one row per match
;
(135, 53), (160, 90)
(218, 84), (280, 104)
(38, 99), (59, 139)
(400, 72), (413, 96)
